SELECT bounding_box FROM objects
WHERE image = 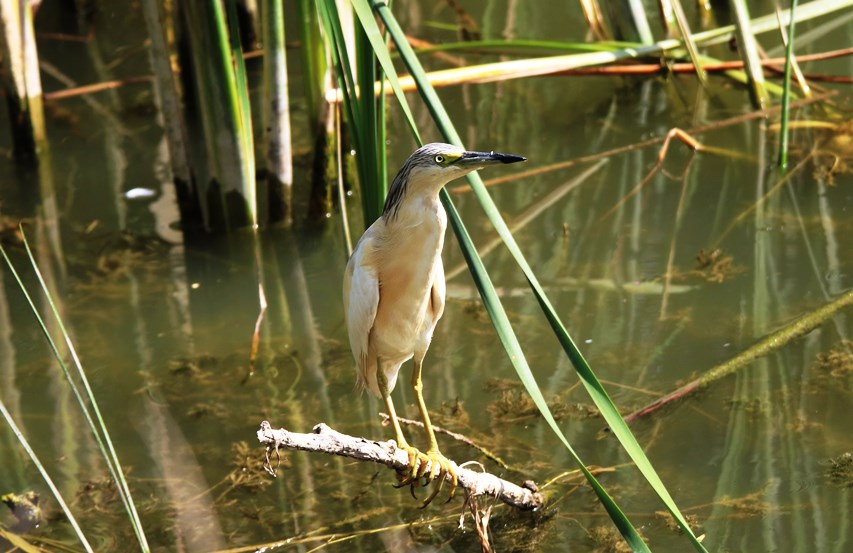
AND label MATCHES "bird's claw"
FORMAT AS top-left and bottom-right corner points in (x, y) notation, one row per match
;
(394, 445), (430, 488)
(419, 450), (458, 507)
(392, 446), (458, 506)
